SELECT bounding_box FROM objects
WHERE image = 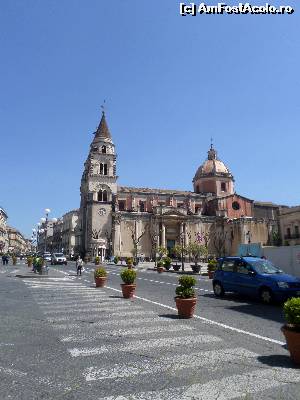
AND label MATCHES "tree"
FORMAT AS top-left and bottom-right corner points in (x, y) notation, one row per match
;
(158, 246), (168, 259)
(125, 221), (148, 265)
(188, 242), (208, 266)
